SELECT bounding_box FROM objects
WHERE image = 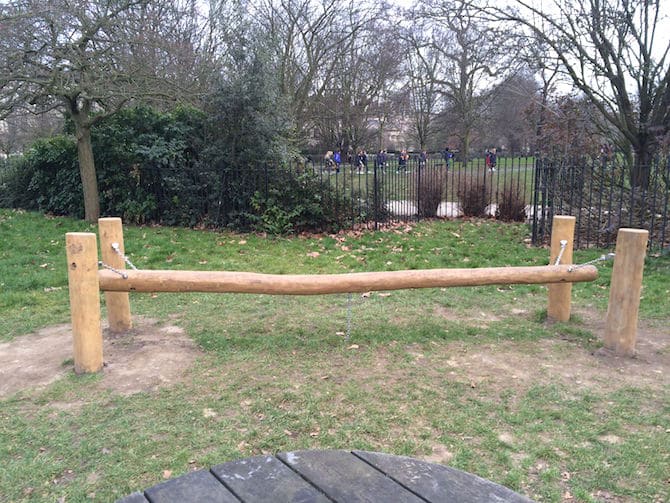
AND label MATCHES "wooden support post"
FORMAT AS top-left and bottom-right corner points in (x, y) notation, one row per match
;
(99, 217), (132, 332)
(547, 215), (576, 322)
(604, 228), (648, 356)
(66, 232), (103, 374)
